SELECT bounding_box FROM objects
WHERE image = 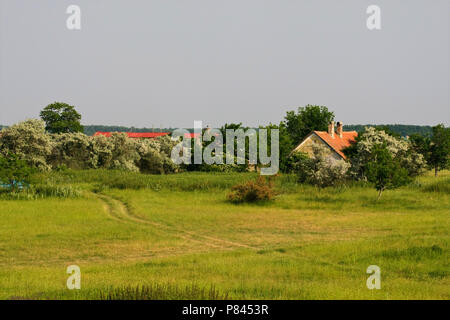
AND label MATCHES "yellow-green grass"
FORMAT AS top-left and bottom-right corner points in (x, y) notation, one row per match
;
(0, 171), (448, 299)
